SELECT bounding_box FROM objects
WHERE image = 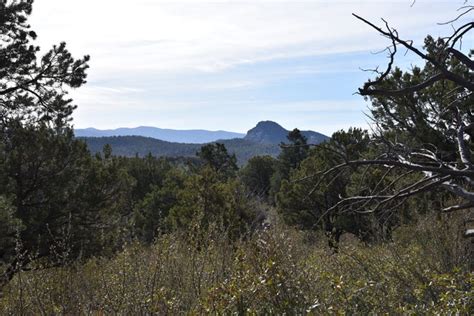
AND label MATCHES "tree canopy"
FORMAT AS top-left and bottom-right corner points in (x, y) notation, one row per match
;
(1, 0), (89, 127)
